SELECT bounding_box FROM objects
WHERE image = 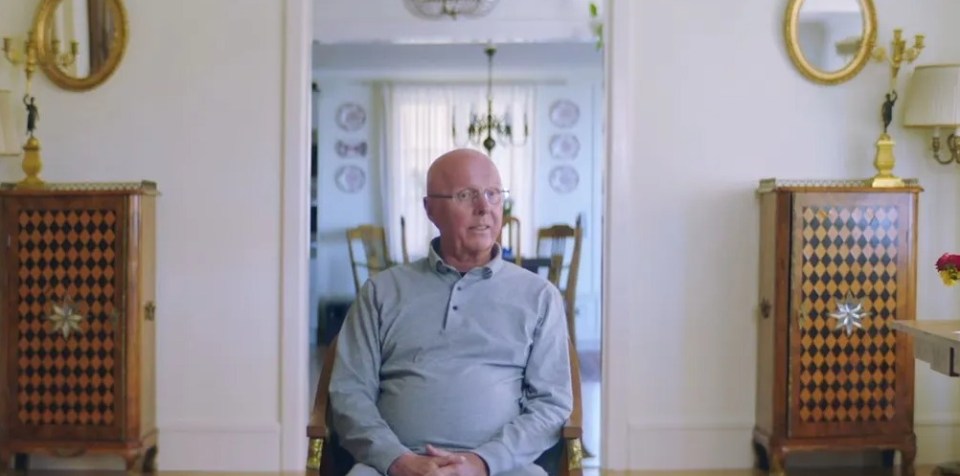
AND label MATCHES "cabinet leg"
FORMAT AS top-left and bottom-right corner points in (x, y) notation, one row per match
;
(769, 447), (786, 476)
(880, 449), (896, 467)
(12, 454), (27, 471)
(901, 442), (917, 476)
(142, 446), (158, 473)
(122, 446), (158, 474)
(123, 449), (143, 473)
(752, 441), (769, 471)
